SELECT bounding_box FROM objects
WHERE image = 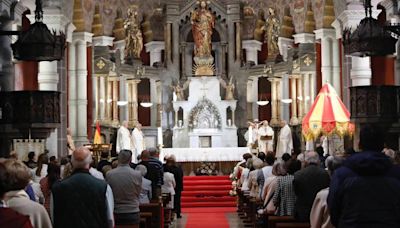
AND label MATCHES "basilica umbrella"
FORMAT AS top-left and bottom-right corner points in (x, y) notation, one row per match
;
(302, 83), (355, 141)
